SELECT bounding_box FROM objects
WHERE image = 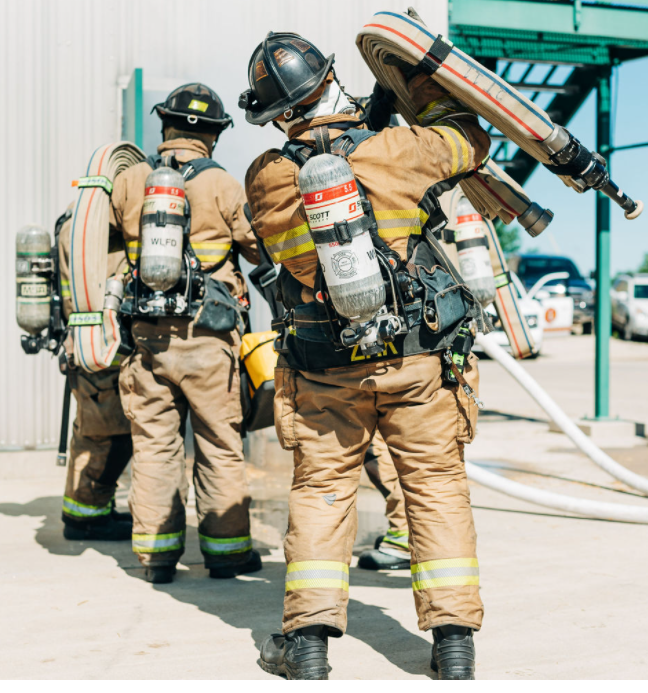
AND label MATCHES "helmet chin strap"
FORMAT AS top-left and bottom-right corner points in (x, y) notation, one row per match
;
(277, 79), (355, 136)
